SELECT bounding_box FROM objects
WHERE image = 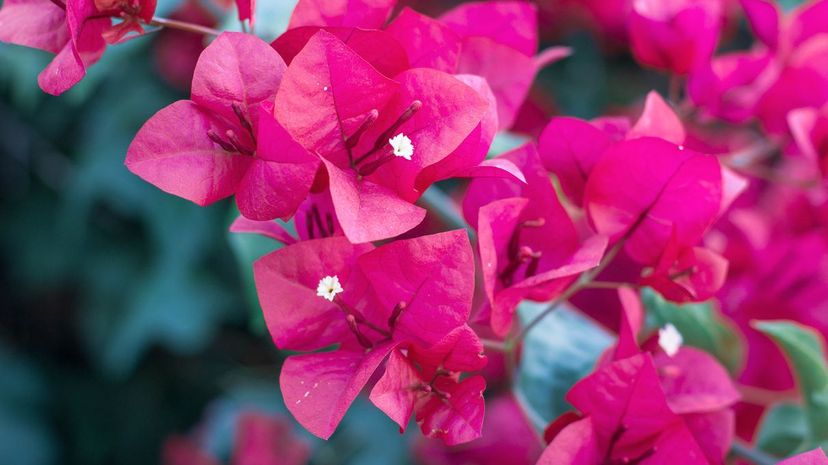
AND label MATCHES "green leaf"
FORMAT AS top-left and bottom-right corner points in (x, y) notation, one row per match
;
(754, 321), (828, 443)
(756, 402), (809, 457)
(516, 302), (613, 429)
(487, 132), (530, 158)
(641, 287), (745, 374)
